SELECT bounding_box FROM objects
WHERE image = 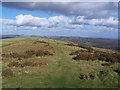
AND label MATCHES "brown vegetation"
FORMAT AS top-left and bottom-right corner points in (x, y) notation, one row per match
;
(22, 61), (34, 67)
(2, 49), (54, 60)
(33, 61), (47, 67)
(8, 61), (20, 67)
(78, 45), (94, 52)
(65, 43), (79, 47)
(2, 69), (14, 77)
(32, 40), (48, 44)
(35, 50), (54, 56)
(101, 63), (113, 67)
(65, 43), (93, 52)
(79, 70), (109, 80)
(113, 68), (120, 75)
(70, 49), (120, 64)
(79, 72), (98, 80)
